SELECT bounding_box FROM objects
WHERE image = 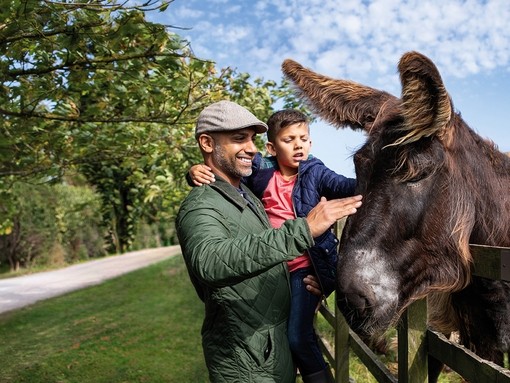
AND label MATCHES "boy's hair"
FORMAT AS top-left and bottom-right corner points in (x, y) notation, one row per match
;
(266, 109), (309, 143)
